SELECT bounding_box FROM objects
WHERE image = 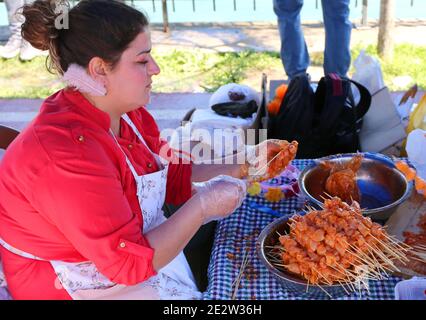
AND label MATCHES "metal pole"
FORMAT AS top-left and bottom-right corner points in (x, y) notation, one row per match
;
(362, 0), (368, 27)
(162, 0), (170, 33)
(253, 0), (256, 11)
(152, 0), (156, 12)
(234, 0), (237, 11)
(213, 0), (216, 11)
(192, 0), (195, 12)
